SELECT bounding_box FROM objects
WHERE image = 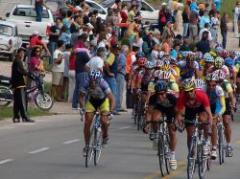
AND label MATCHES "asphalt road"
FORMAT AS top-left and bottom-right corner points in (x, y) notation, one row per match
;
(0, 112), (240, 179)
